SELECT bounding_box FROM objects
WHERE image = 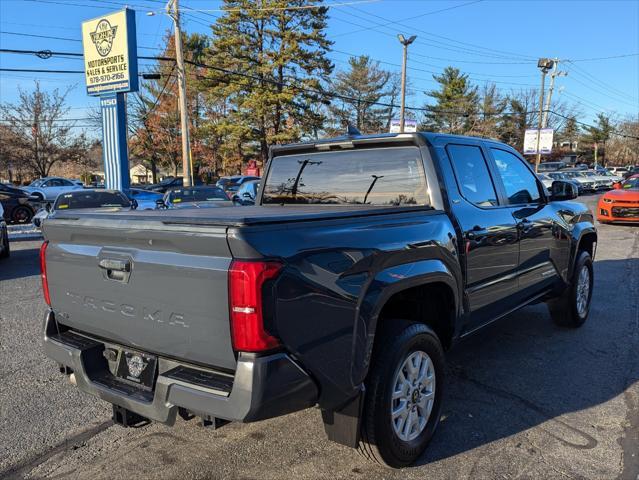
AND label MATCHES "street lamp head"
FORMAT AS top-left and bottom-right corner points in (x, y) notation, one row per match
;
(537, 57), (555, 72)
(397, 34), (417, 46)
